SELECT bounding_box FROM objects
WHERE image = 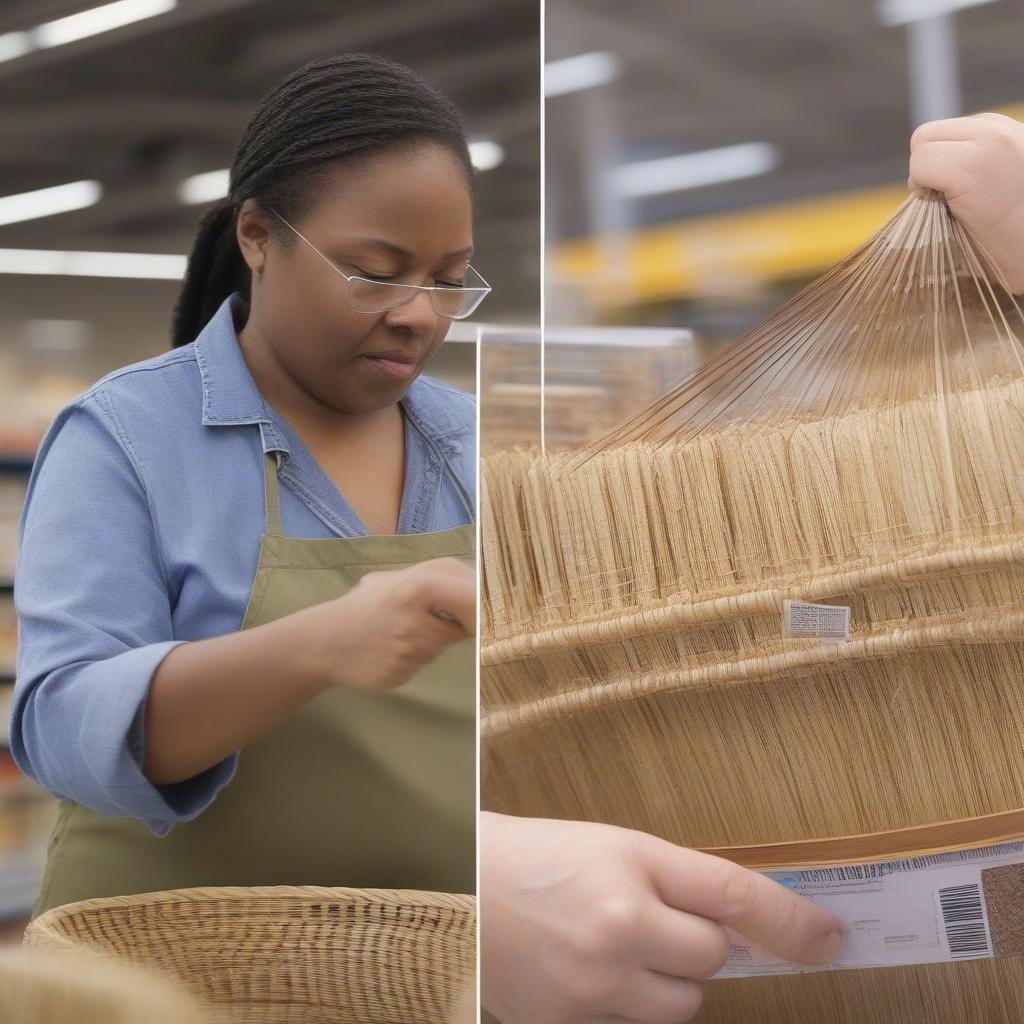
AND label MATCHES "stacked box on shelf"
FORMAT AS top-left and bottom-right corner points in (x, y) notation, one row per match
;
(480, 326), (696, 452)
